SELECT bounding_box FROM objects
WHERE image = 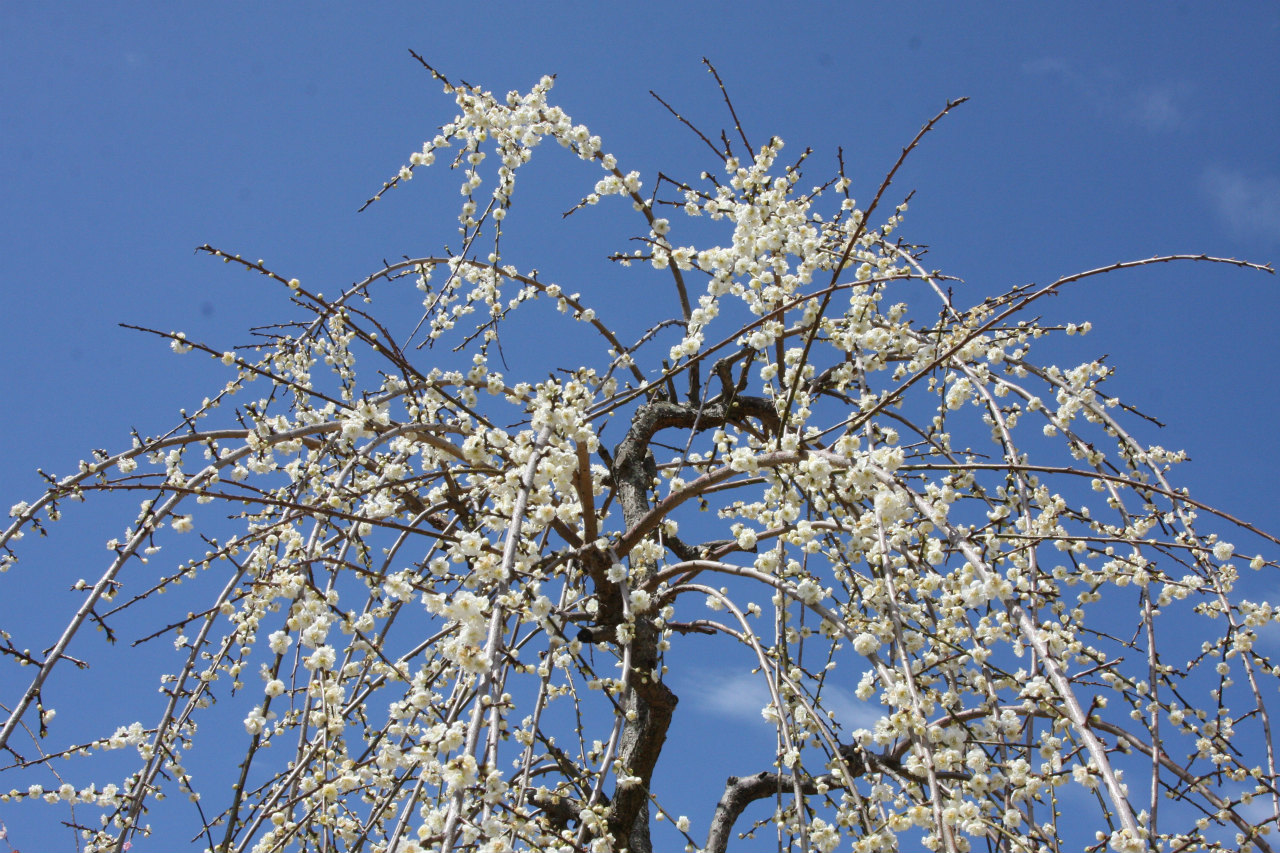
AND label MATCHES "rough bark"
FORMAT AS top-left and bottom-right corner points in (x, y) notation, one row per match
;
(599, 390), (775, 849)
(705, 769), (849, 853)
